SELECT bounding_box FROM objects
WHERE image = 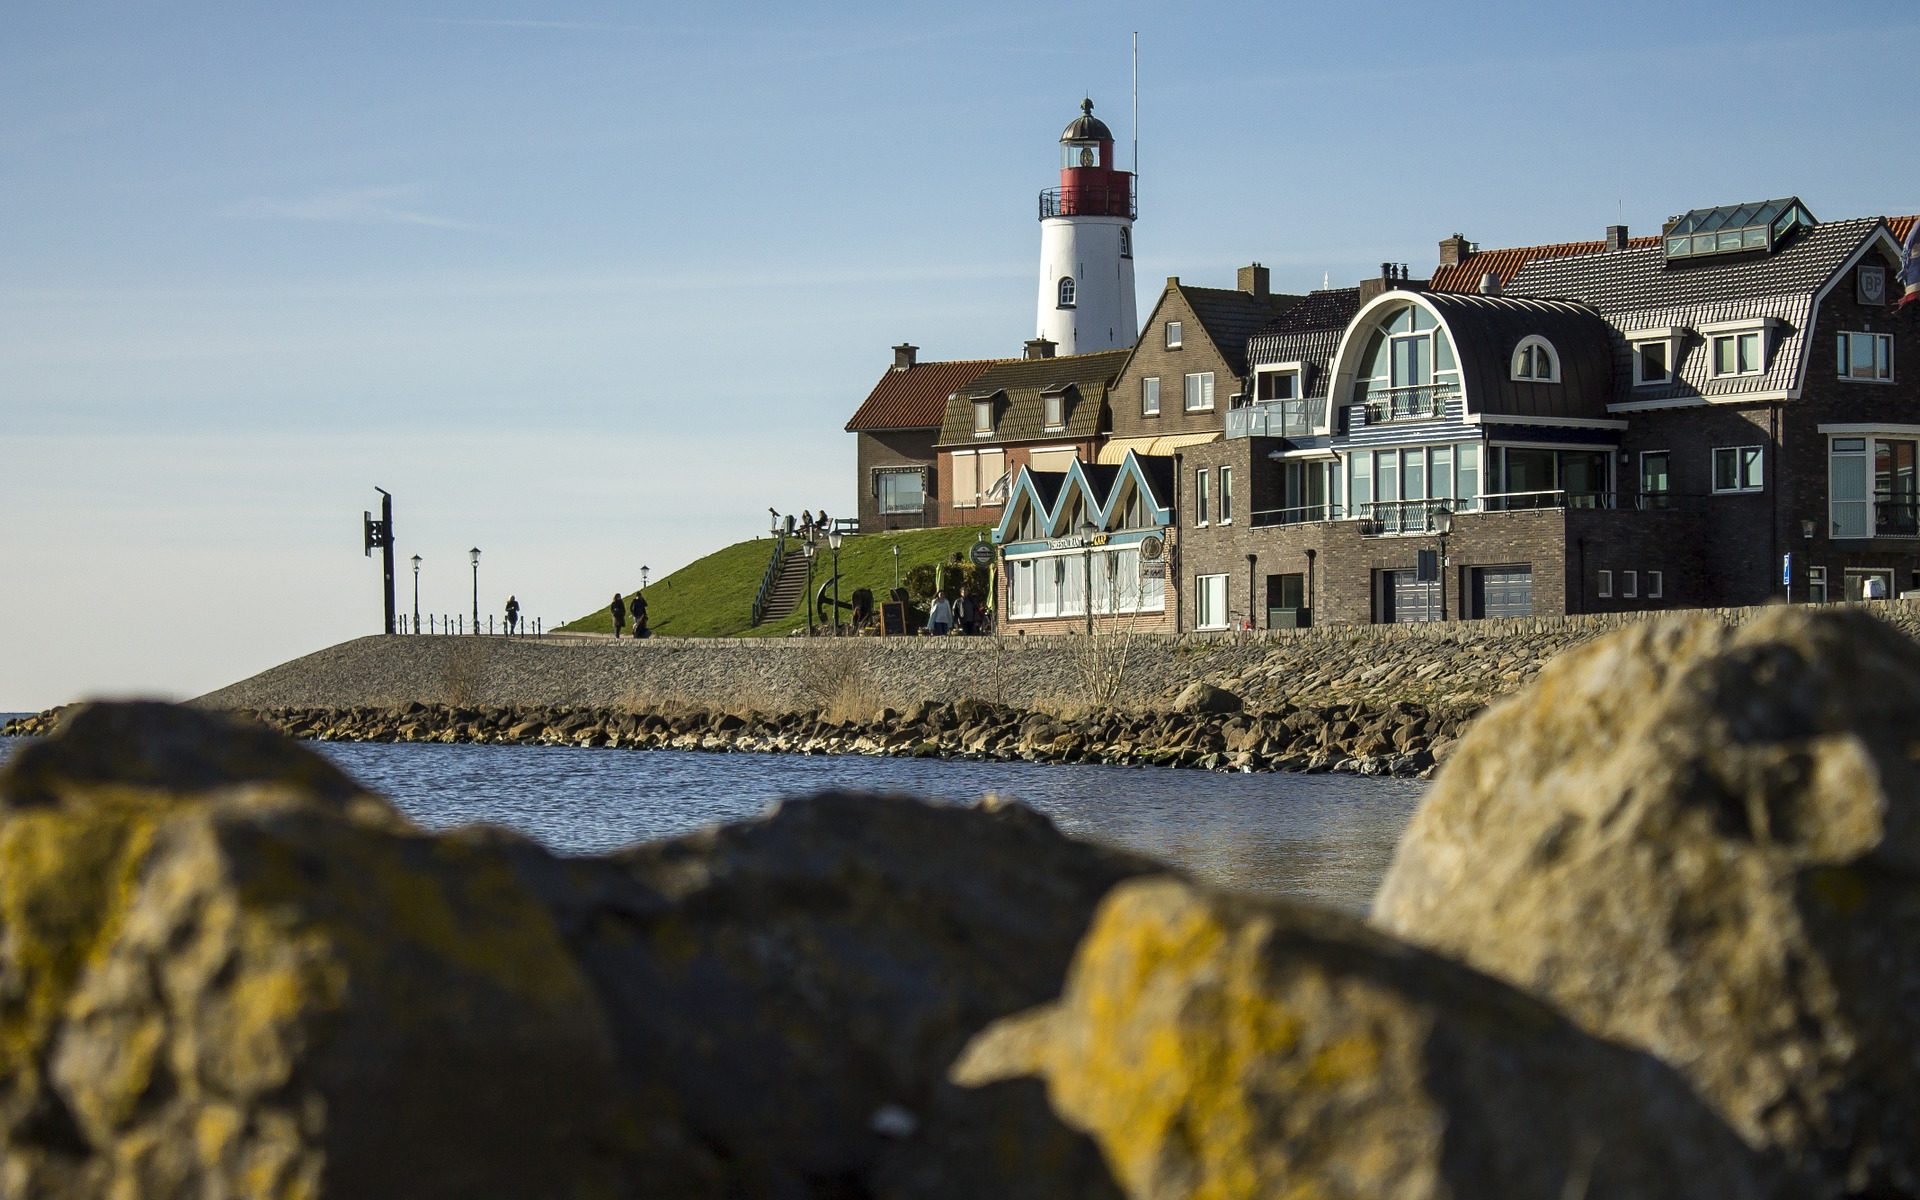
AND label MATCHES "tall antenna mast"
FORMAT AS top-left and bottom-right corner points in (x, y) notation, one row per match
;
(1131, 32), (1139, 180)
